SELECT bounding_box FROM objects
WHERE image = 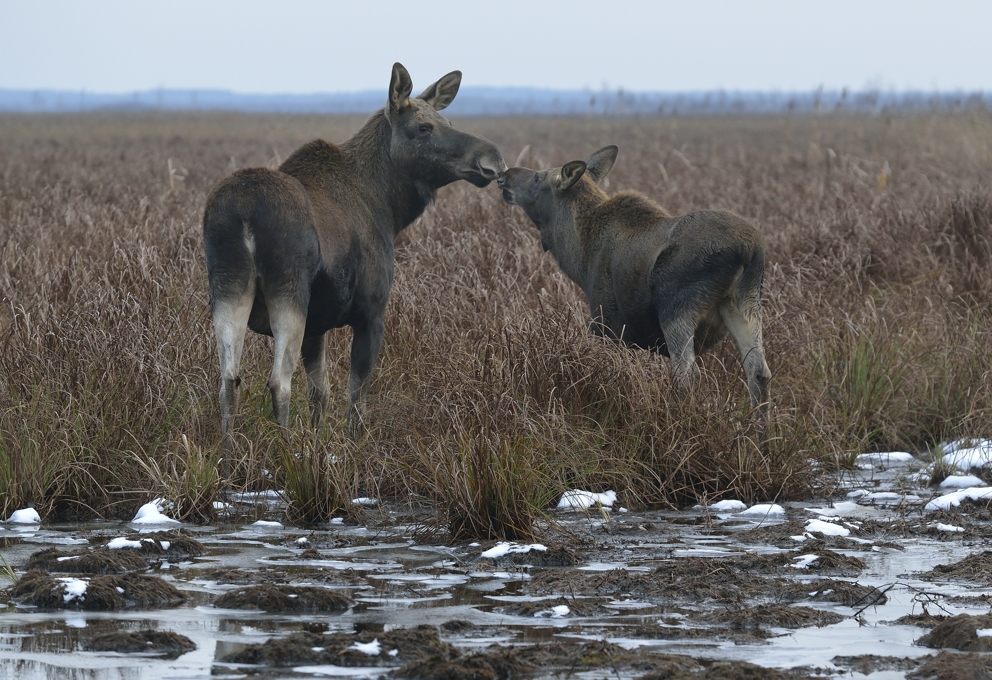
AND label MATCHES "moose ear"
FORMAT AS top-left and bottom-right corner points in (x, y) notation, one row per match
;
(418, 70), (462, 110)
(586, 145), (618, 183)
(388, 62), (414, 112)
(559, 161), (587, 191)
